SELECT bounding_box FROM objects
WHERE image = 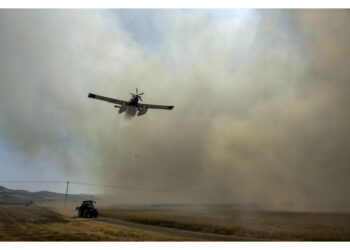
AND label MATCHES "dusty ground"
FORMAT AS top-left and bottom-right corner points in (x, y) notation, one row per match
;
(1, 204), (350, 241)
